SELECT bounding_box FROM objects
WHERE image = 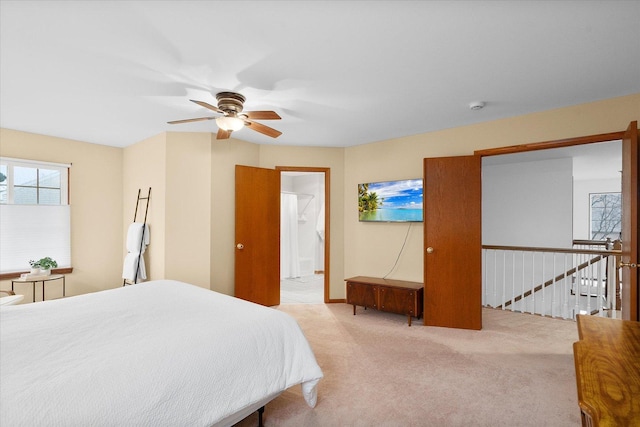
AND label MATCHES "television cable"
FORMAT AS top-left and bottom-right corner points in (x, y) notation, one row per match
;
(382, 222), (412, 279)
